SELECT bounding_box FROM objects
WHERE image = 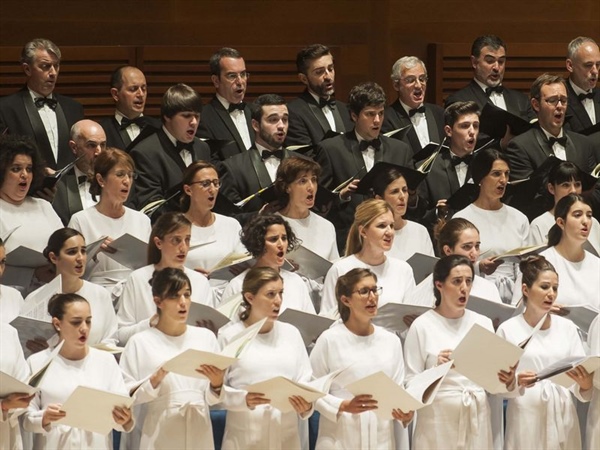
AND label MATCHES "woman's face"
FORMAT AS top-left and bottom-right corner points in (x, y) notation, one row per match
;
(360, 210), (395, 252)
(435, 264), (473, 316)
(97, 163), (135, 204)
(522, 270), (558, 315)
(548, 178), (582, 206)
(156, 284), (192, 324)
(445, 228), (481, 263)
(479, 159), (509, 201)
(184, 167), (220, 213)
(0, 154), (33, 205)
(558, 201), (593, 243)
(50, 235), (87, 278)
(261, 224), (288, 267)
(53, 301), (91, 348)
(287, 171), (317, 212)
(154, 225), (191, 268)
(343, 275), (379, 322)
(380, 176), (408, 218)
(246, 278), (284, 323)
